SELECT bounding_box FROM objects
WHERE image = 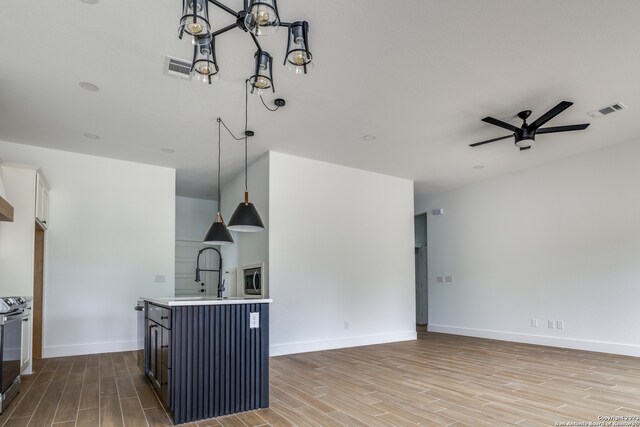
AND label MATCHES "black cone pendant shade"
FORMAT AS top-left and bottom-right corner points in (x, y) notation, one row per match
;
(228, 192), (264, 232)
(204, 212), (234, 245)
